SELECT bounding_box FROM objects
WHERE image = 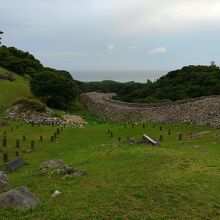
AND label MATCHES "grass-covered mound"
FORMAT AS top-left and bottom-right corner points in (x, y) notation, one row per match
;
(0, 122), (219, 219)
(0, 67), (31, 117)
